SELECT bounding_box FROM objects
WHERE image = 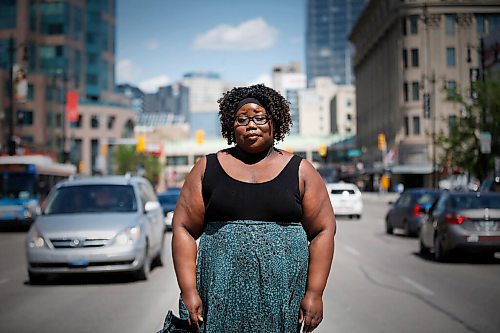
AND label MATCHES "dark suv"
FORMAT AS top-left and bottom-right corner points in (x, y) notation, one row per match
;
(385, 188), (441, 236)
